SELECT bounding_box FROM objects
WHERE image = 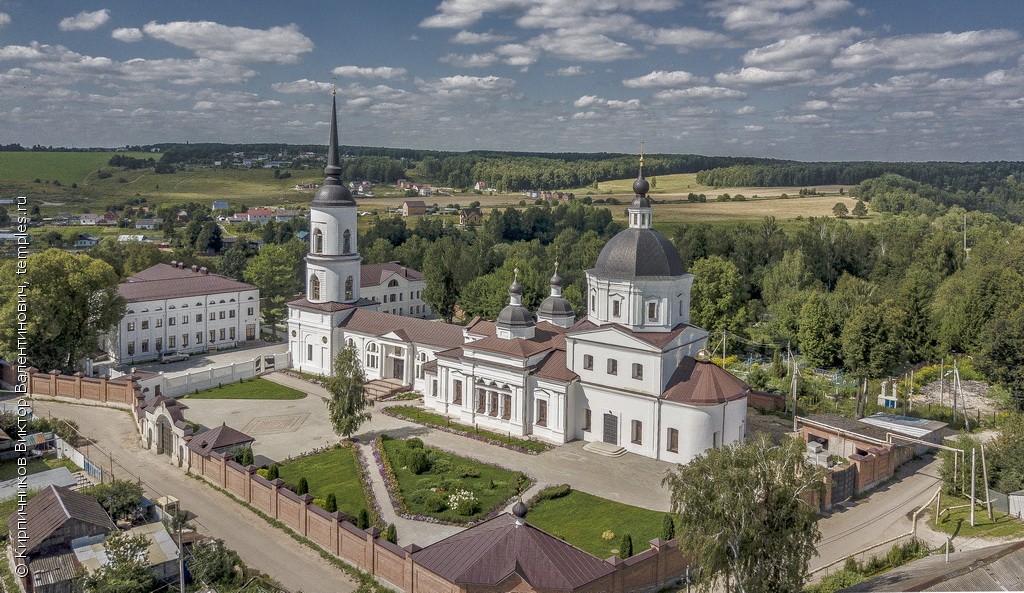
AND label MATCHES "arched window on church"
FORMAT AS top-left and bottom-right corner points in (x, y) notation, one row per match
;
(345, 276), (354, 300)
(343, 229), (351, 254)
(309, 275), (320, 300)
(388, 279), (399, 288)
(312, 229), (323, 254)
